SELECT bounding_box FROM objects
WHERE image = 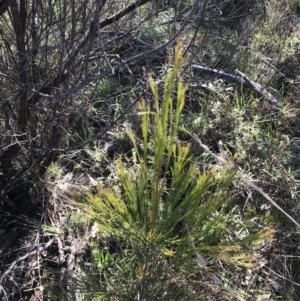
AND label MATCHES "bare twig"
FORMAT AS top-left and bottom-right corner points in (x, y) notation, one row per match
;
(0, 238), (55, 283)
(263, 266), (300, 288)
(191, 64), (281, 108)
(192, 134), (300, 229)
